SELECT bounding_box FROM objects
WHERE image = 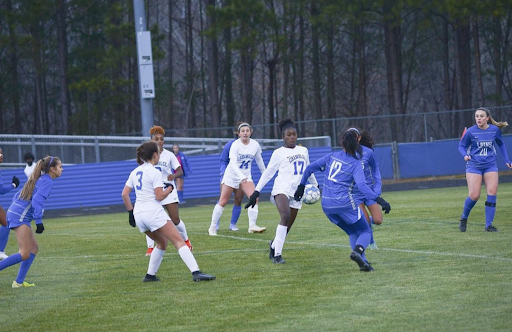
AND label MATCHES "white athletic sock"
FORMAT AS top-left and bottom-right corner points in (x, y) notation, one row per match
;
(147, 247), (165, 275)
(274, 224), (288, 256)
(146, 235), (155, 248)
(211, 204), (225, 228)
(178, 246), (199, 272)
(247, 205), (259, 227)
(175, 220), (188, 241)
